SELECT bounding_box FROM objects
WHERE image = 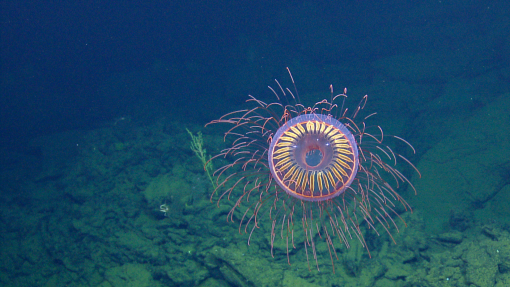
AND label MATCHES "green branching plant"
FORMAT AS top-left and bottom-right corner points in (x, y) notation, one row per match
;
(186, 128), (216, 190)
